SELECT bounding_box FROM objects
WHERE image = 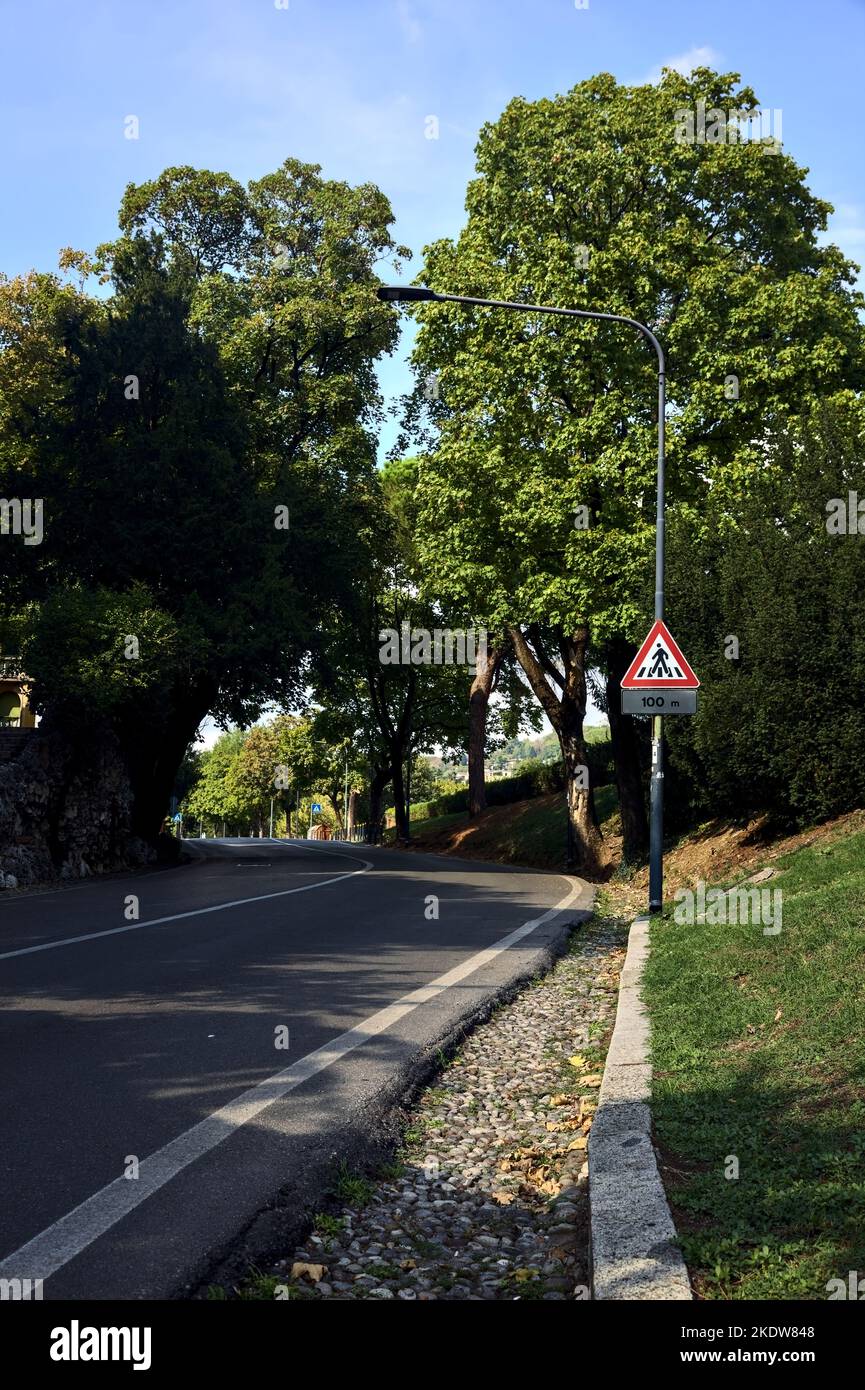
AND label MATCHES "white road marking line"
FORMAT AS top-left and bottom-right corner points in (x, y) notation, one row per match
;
(0, 852), (373, 962)
(0, 875), (583, 1284)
